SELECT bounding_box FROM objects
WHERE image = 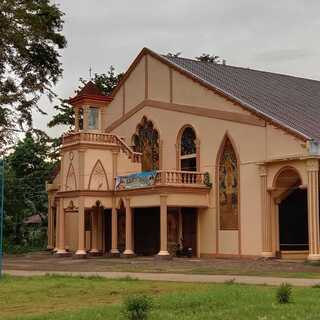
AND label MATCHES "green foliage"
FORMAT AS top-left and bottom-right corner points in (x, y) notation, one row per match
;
(196, 53), (221, 63)
(4, 131), (55, 252)
(0, 0), (66, 149)
(203, 171), (212, 188)
(276, 283), (292, 304)
(166, 52), (182, 57)
(122, 295), (153, 320)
